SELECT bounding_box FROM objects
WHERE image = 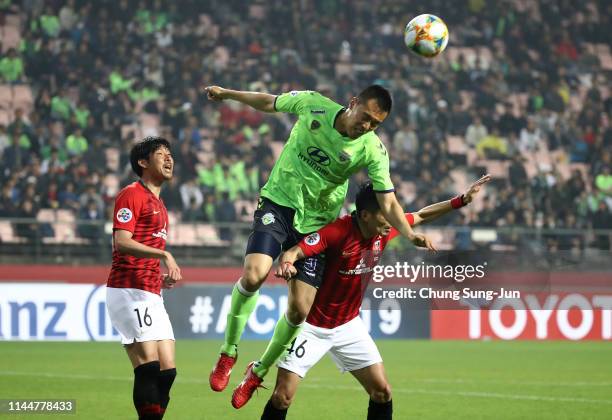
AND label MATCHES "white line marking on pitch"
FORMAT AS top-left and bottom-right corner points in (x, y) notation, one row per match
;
(1, 371), (611, 405)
